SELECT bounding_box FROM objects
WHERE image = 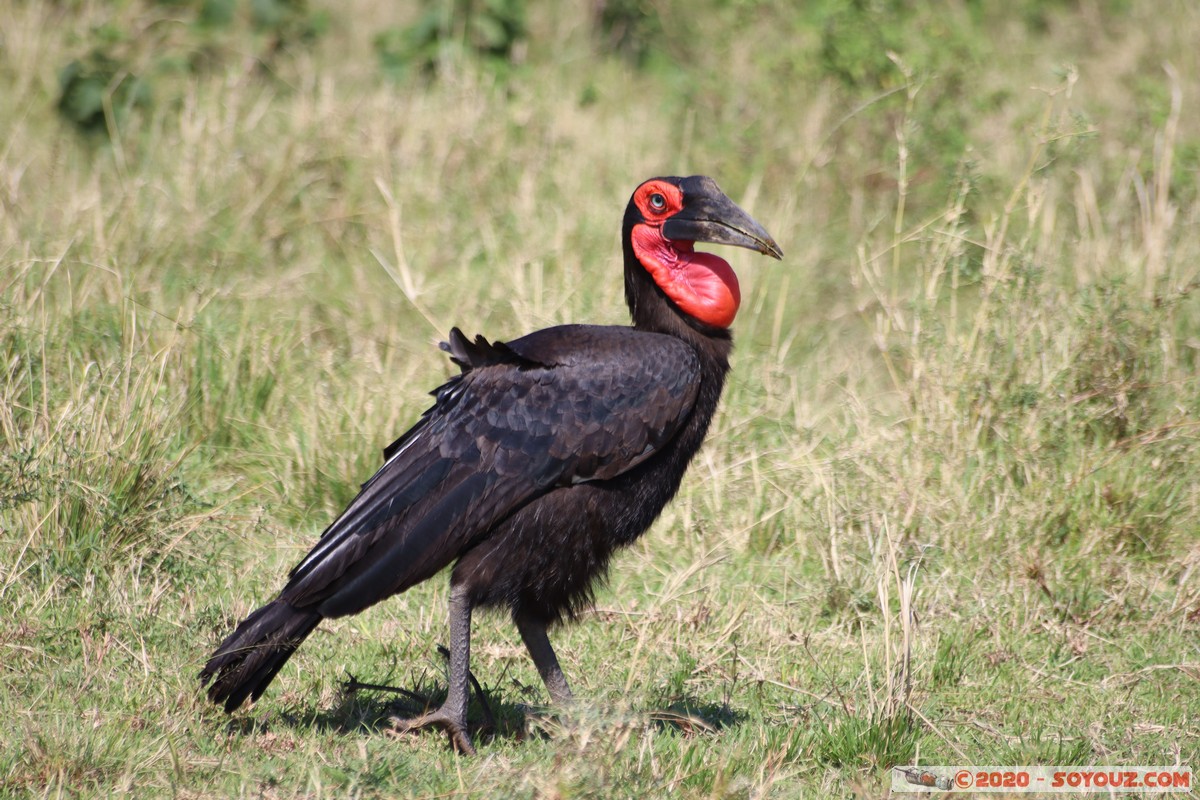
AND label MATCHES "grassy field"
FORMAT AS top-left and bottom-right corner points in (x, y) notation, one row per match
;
(2, 1), (1199, 797)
